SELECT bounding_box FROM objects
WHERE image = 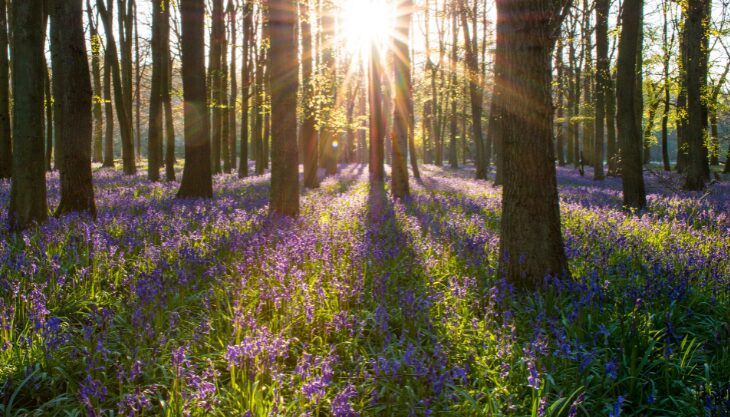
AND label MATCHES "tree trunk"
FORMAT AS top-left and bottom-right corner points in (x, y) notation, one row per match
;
(268, 0), (299, 216)
(661, 0), (672, 171)
(683, 0), (709, 191)
(210, 0), (224, 174)
(52, 0), (96, 216)
(162, 0), (175, 181)
(594, 0), (608, 180)
(391, 0), (412, 199)
(102, 18), (115, 168)
(221, 14), (230, 174)
(556, 39), (566, 167)
(8, 0), (48, 229)
(497, 0), (569, 288)
(617, 0), (647, 210)
(228, 0), (237, 173)
(147, 0), (162, 181)
(88, 2), (104, 164)
(369, 43), (385, 183)
(448, 6), (458, 169)
(0, 0), (10, 179)
(99, 0), (135, 174)
(239, 0), (252, 178)
(460, 0), (486, 179)
(177, 0), (212, 198)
